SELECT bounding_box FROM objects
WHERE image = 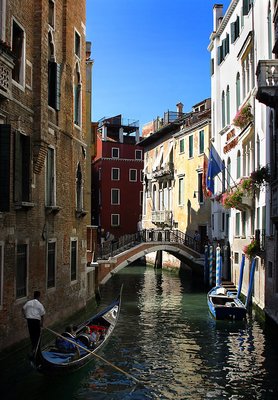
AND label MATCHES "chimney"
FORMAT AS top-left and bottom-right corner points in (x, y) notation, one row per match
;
(213, 4), (223, 32)
(176, 102), (183, 116)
